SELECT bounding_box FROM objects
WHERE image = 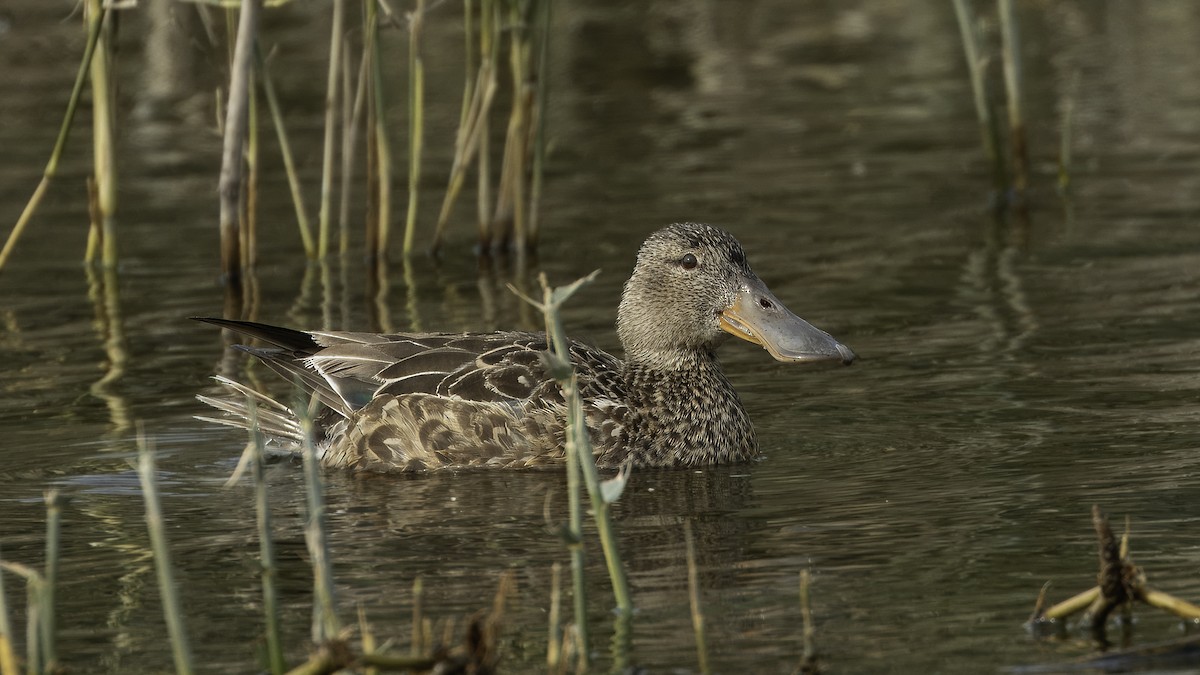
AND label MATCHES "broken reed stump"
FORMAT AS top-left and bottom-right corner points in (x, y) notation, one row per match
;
(1028, 505), (1200, 646)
